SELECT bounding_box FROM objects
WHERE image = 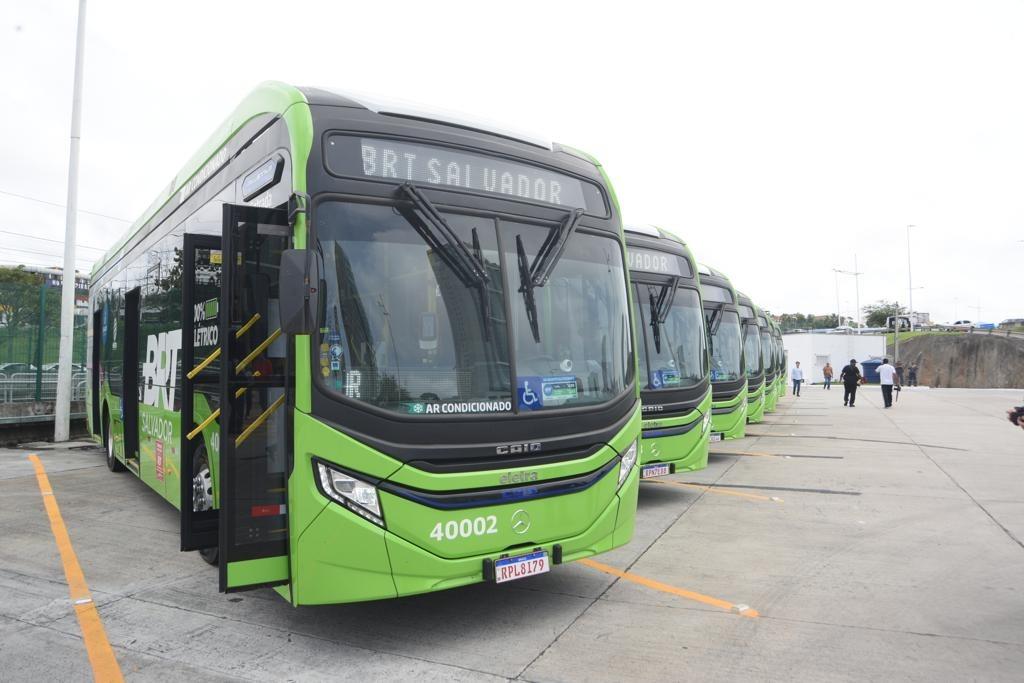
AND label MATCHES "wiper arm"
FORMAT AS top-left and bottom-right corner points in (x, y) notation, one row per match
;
(514, 207), (584, 344)
(397, 183), (488, 288)
(648, 289), (663, 355)
(397, 183), (494, 339)
(529, 207), (585, 287)
(516, 235), (541, 344)
(708, 302), (725, 336)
